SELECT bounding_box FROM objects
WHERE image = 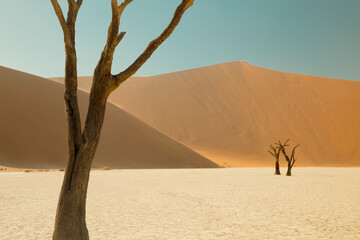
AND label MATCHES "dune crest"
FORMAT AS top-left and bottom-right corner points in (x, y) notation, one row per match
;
(0, 66), (218, 169)
(52, 61), (360, 167)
